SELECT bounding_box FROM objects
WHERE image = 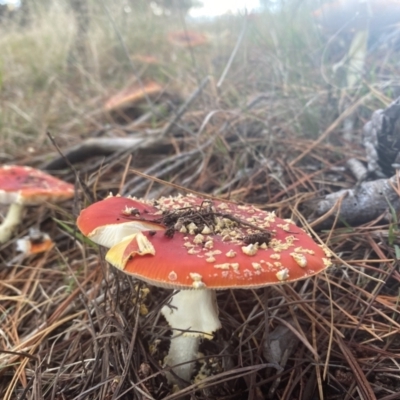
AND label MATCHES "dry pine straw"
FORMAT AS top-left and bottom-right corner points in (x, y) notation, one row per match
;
(1, 109), (400, 399)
